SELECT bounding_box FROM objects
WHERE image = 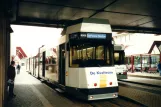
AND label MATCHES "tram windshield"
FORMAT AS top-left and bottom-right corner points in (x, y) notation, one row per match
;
(69, 43), (113, 67)
(114, 51), (125, 65)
